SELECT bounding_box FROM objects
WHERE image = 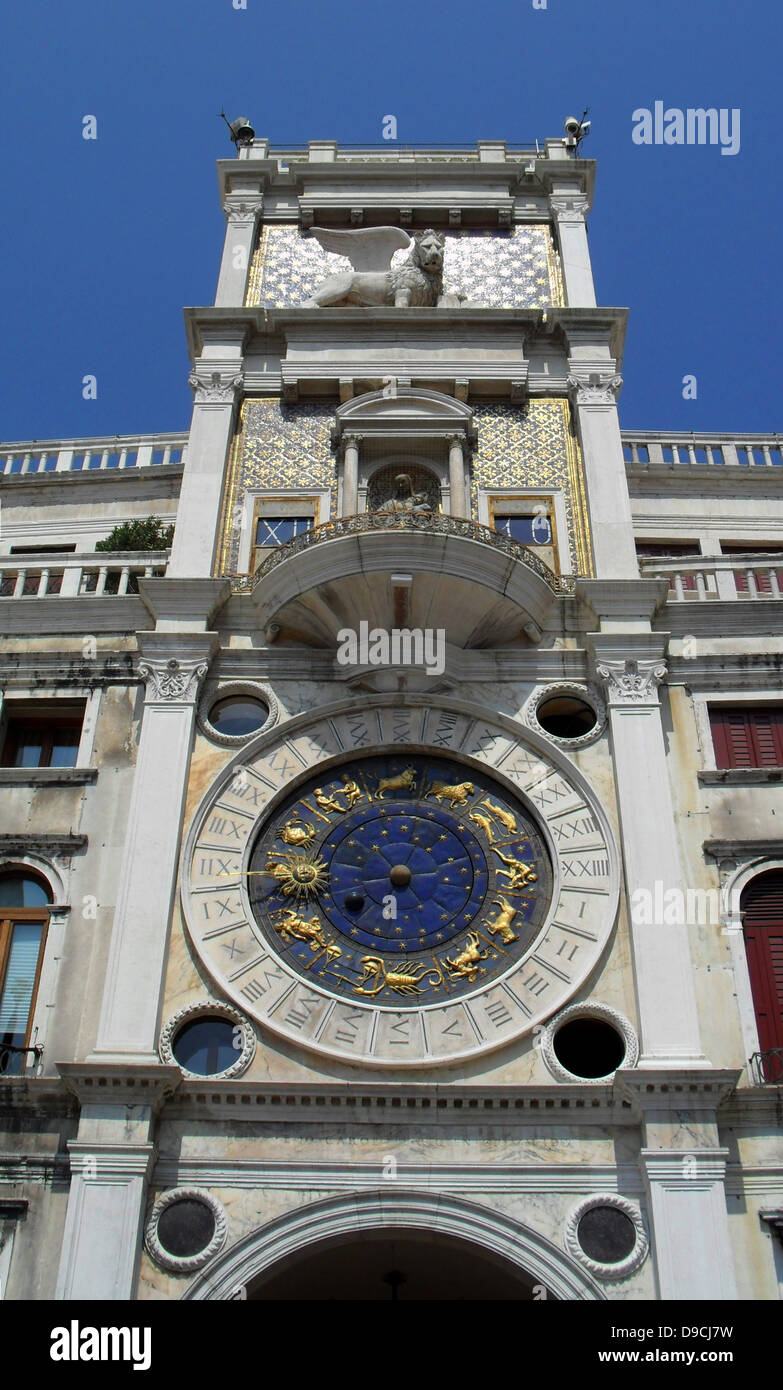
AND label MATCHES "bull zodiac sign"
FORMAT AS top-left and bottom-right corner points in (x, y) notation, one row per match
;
(376, 766), (417, 798)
